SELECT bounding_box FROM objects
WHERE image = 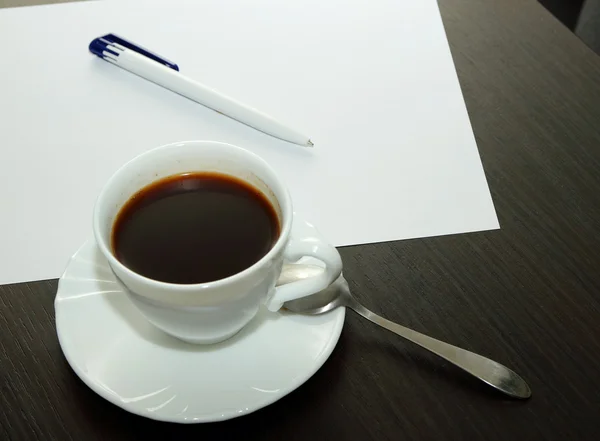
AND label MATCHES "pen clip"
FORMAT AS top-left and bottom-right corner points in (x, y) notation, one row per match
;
(89, 33), (180, 71)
